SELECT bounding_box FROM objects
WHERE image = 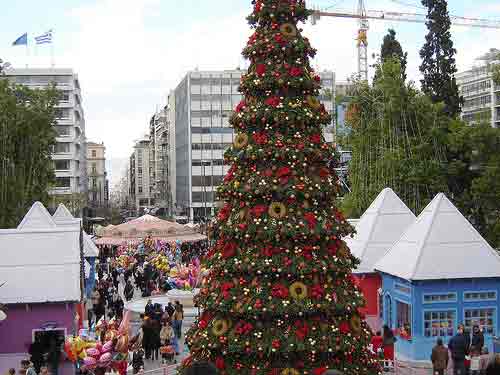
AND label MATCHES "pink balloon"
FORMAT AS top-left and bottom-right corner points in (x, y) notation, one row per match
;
(95, 343), (103, 352)
(99, 352), (112, 364)
(102, 341), (113, 353)
(86, 348), (100, 358)
(83, 357), (97, 367)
